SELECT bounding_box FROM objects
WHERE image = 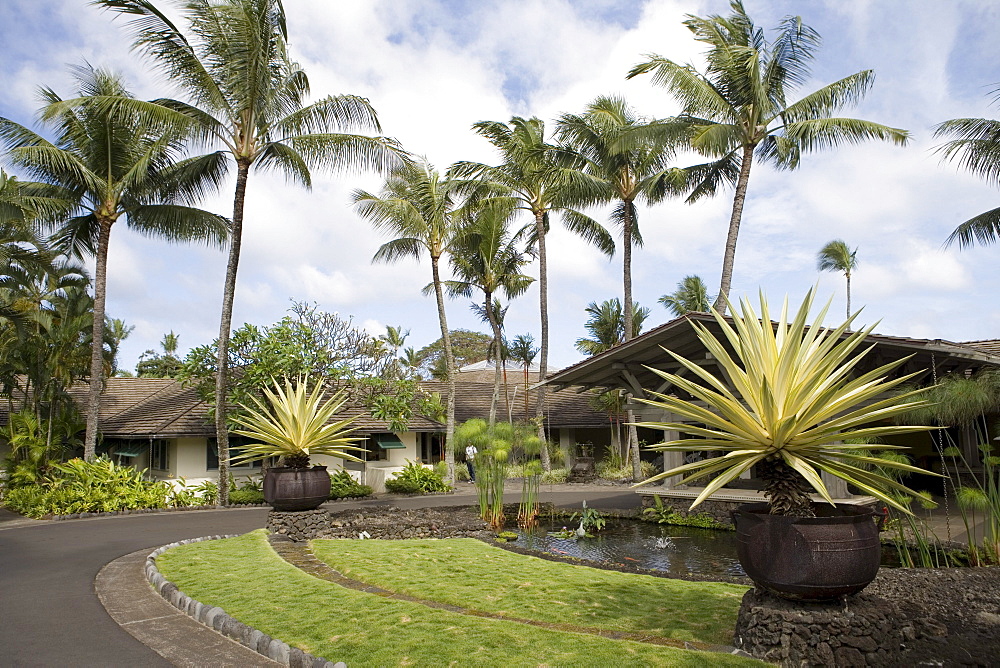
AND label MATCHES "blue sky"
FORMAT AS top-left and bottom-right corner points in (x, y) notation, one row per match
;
(1, 0), (998, 374)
